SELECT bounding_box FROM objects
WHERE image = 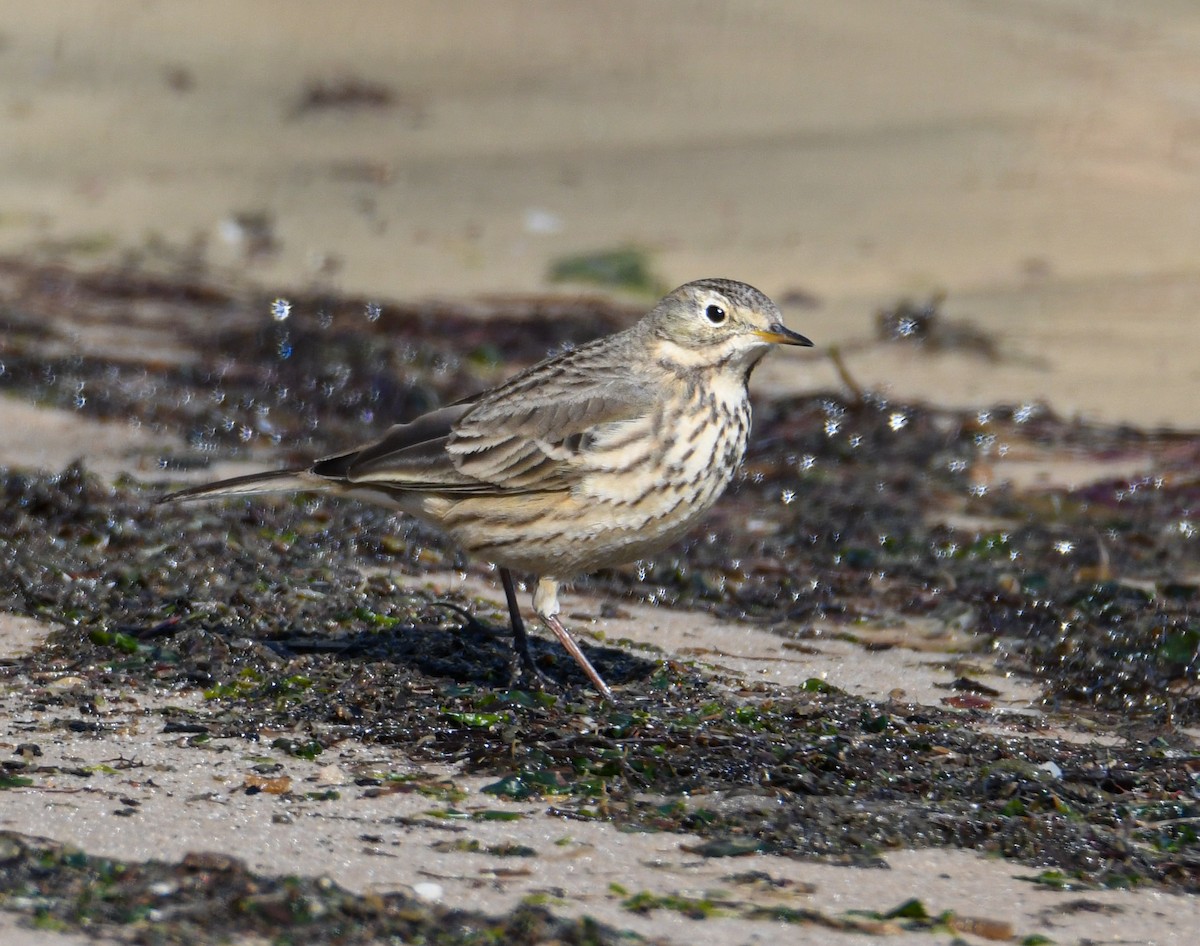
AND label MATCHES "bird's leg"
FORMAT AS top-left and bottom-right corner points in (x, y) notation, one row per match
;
(499, 567), (546, 688)
(533, 577), (614, 701)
